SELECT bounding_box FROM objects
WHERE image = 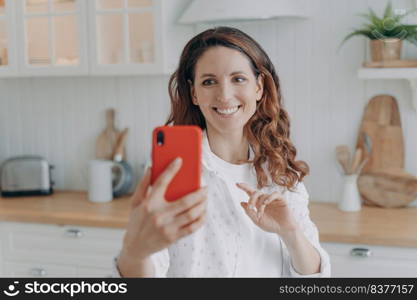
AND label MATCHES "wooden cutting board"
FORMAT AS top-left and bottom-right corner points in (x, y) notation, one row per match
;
(95, 108), (123, 160)
(356, 95), (404, 173)
(356, 95), (417, 207)
(358, 168), (417, 208)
